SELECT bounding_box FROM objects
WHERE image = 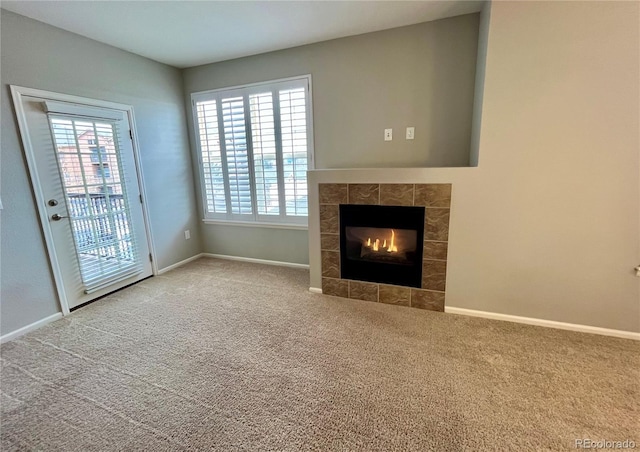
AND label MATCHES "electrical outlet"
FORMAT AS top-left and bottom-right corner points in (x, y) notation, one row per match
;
(406, 127), (415, 140)
(184, 230), (191, 240)
(384, 129), (393, 141)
